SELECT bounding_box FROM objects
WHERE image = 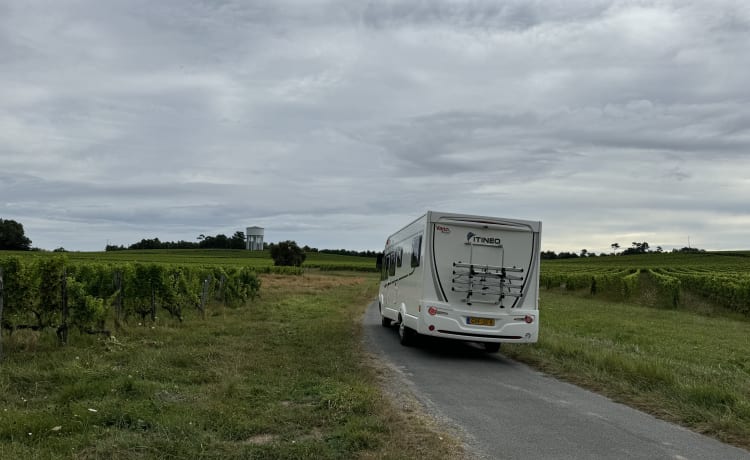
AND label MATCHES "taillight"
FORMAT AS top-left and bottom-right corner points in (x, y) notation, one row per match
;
(427, 306), (438, 316)
(524, 315), (534, 324)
